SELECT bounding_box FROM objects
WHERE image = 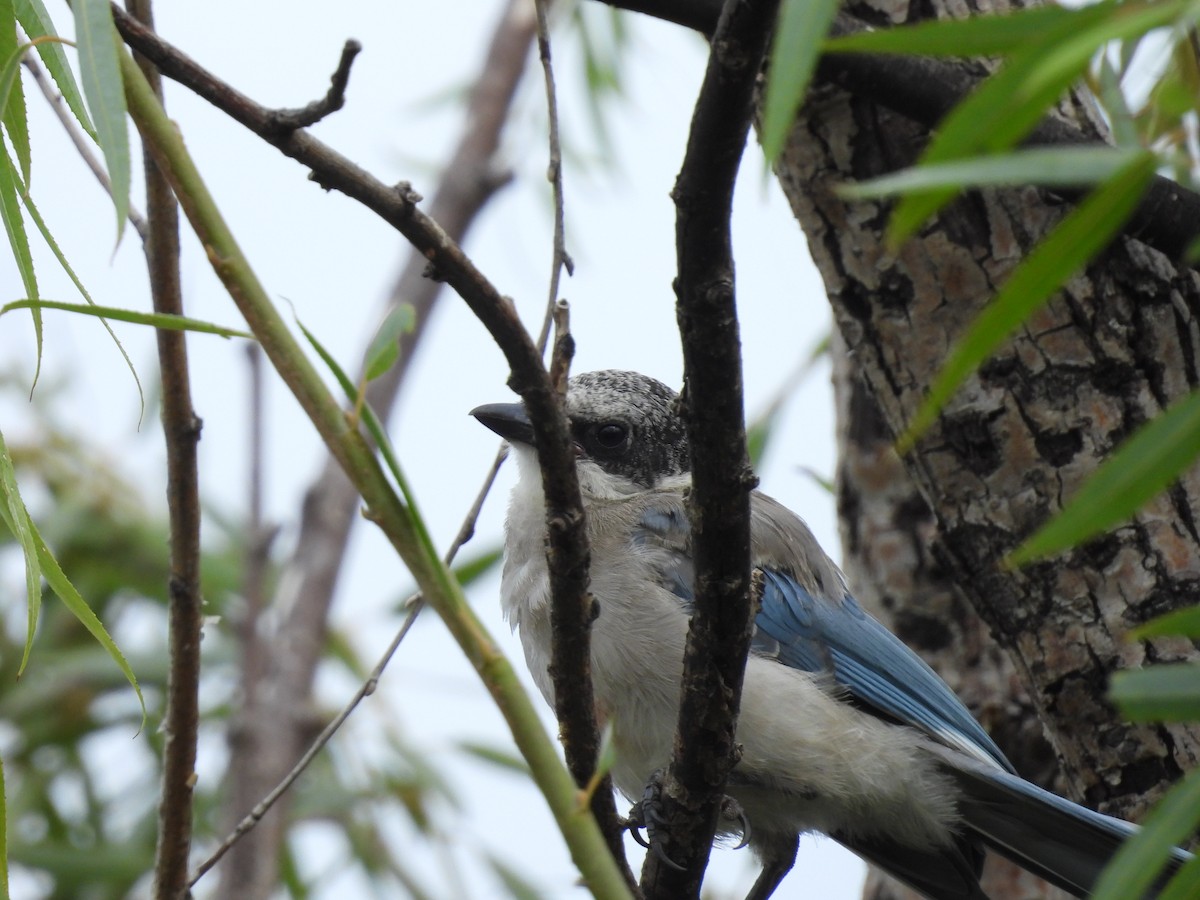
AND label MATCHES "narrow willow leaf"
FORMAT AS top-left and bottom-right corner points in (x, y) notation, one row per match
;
(0, 432), (40, 678)
(1008, 386), (1200, 565)
(0, 429), (143, 714)
(1110, 664), (1200, 721)
(0, 0), (30, 184)
(298, 319), (416, 512)
(0, 143), (37, 306)
(364, 303), (416, 382)
(899, 152), (1155, 455)
(1092, 768), (1200, 900)
(486, 855), (542, 900)
(887, 0), (1190, 245)
(14, 0), (94, 138)
(0, 757), (7, 900)
(9, 167), (143, 408)
(1158, 854), (1200, 900)
(1133, 605), (1200, 640)
(72, 0), (128, 242)
(824, 1), (1096, 57)
(839, 146), (1143, 199)
(33, 513), (144, 722)
(458, 742), (531, 776)
(760, 0), (839, 163)
(451, 545), (503, 589)
(1, 298), (253, 338)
